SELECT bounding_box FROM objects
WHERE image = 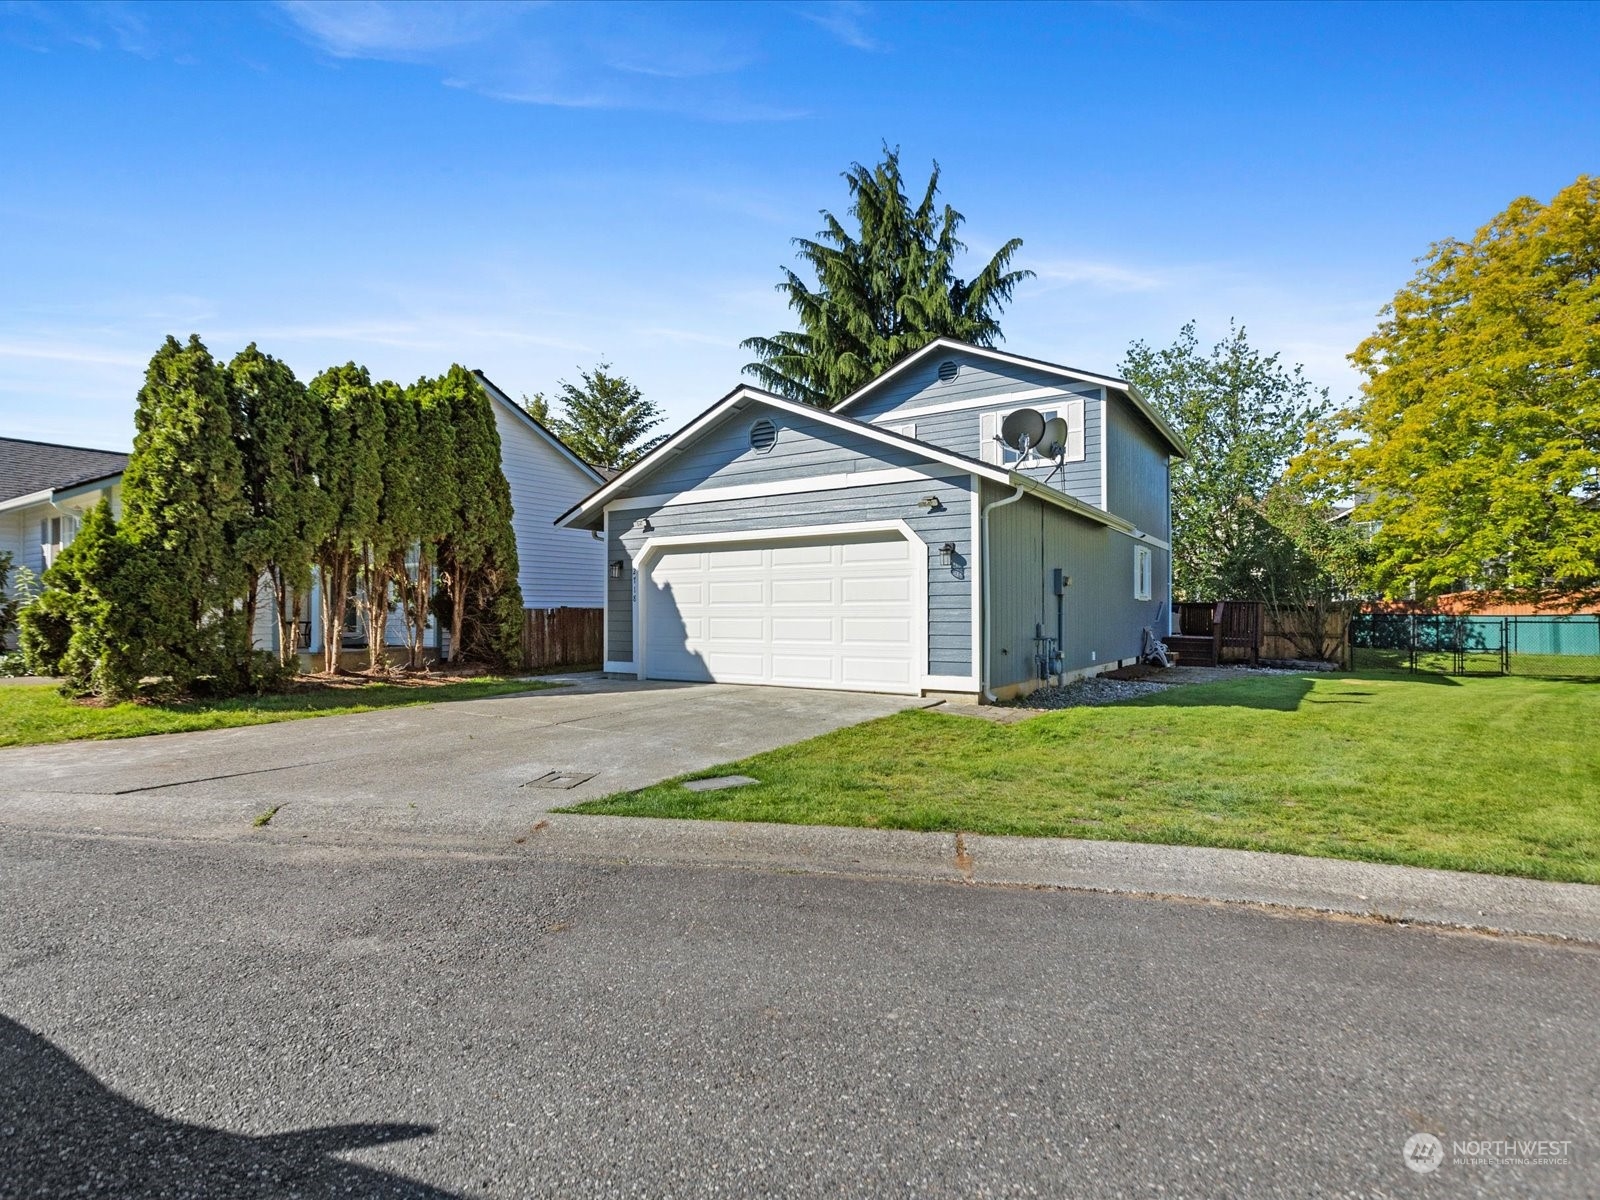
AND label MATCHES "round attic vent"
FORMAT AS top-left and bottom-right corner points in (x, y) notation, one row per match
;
(750, 417), (778, 453)
(937, 360), (959, 382)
